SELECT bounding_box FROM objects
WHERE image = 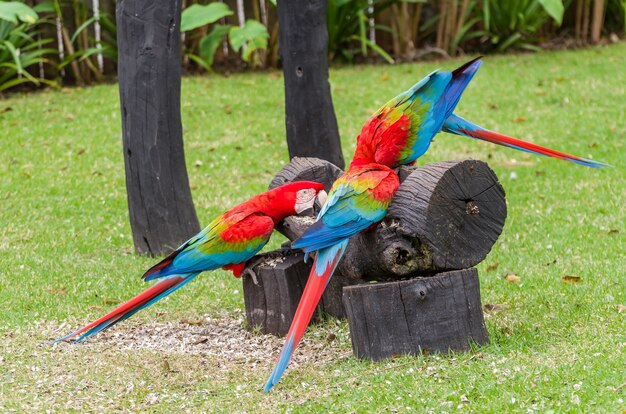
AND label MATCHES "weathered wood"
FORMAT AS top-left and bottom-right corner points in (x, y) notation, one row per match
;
(342, 268), (489, 360)
(269, 157), (343, 240)
(269, 158), (507, 280)
(242, 248), (347, 336)
(339, 160), (507, 279)
(270, 156), (343, 191)
(117, 0), (200, 256)
(277, 0), (345, 169)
